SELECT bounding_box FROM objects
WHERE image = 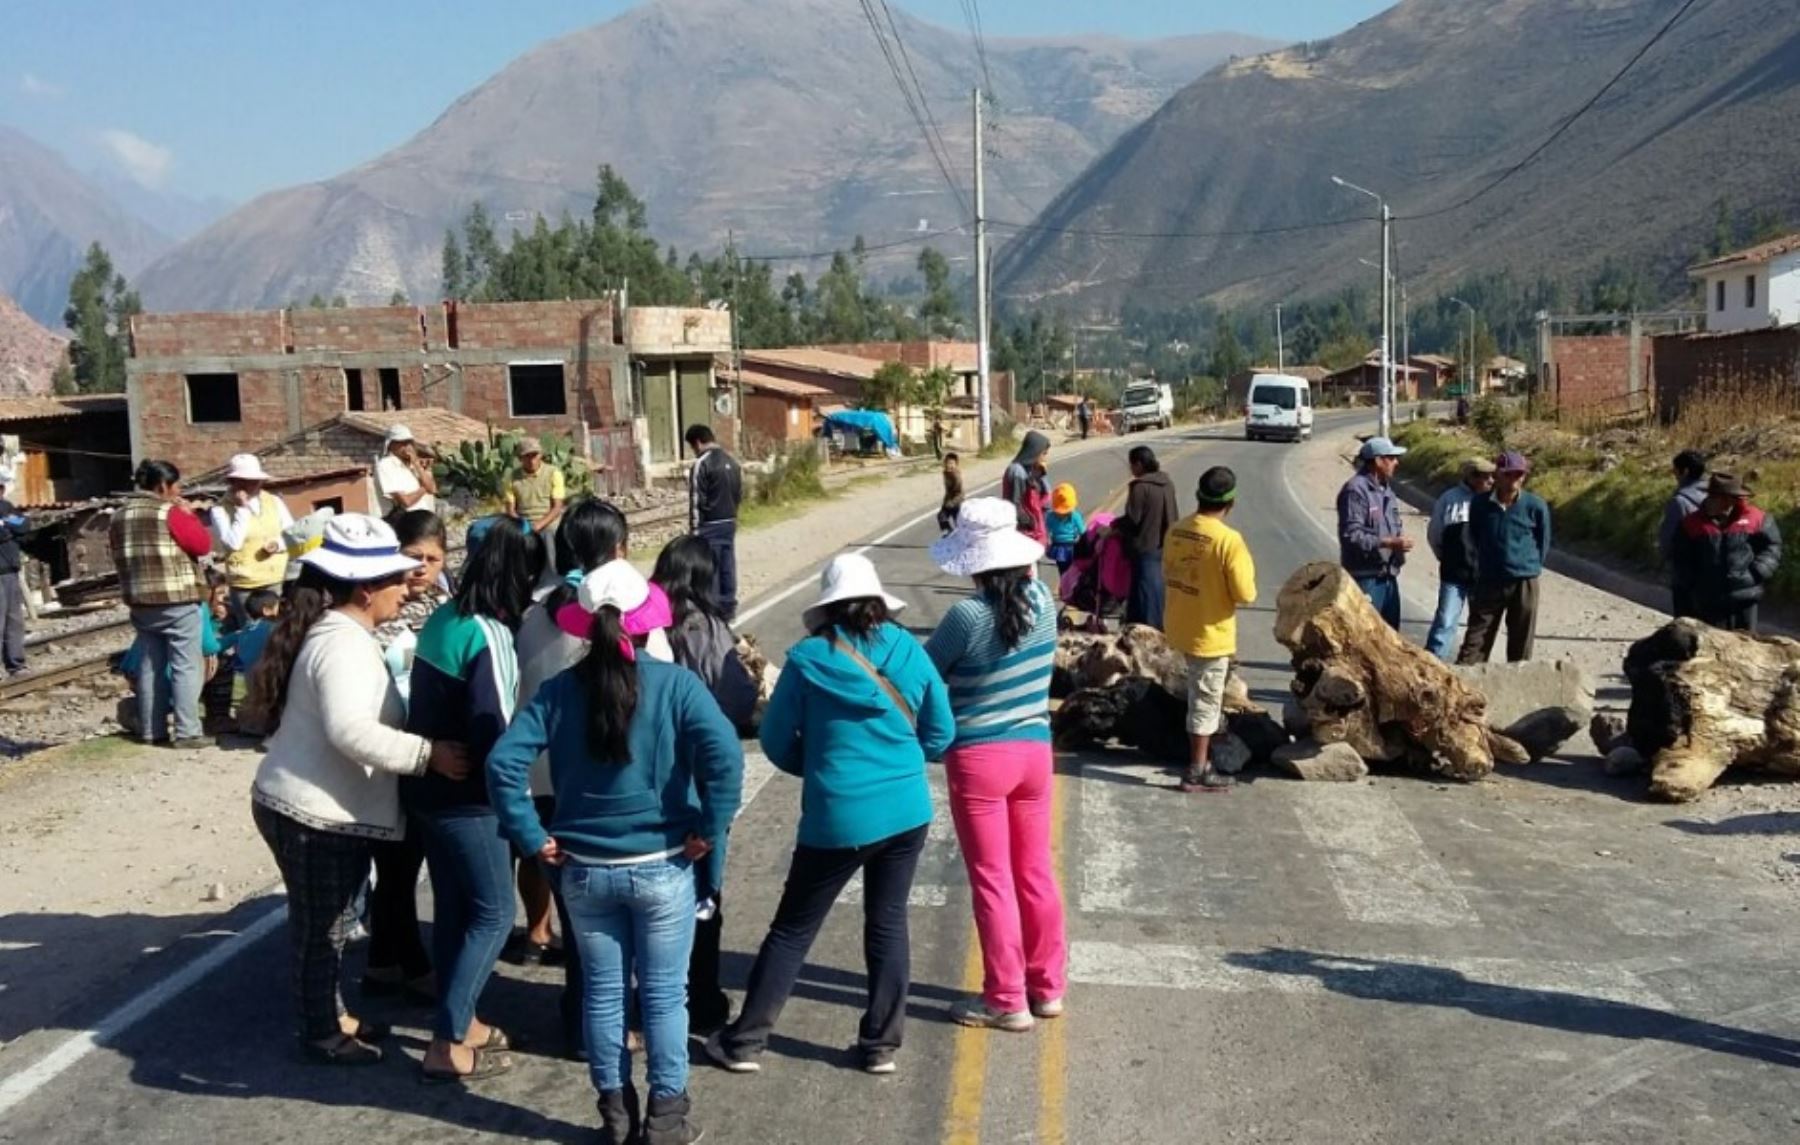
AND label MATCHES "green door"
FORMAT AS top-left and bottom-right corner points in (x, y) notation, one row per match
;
(678, 361), (712, 437)
(645, 363), (676, 464)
